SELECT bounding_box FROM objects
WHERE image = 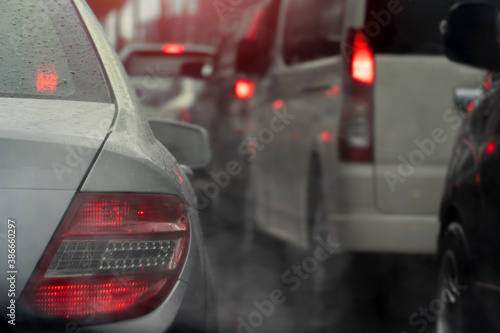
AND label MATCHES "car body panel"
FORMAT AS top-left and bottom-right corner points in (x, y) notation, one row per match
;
(252, 57), (343, 248)
(0, 99), (114, 190)
(373, 56), (483, 215)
